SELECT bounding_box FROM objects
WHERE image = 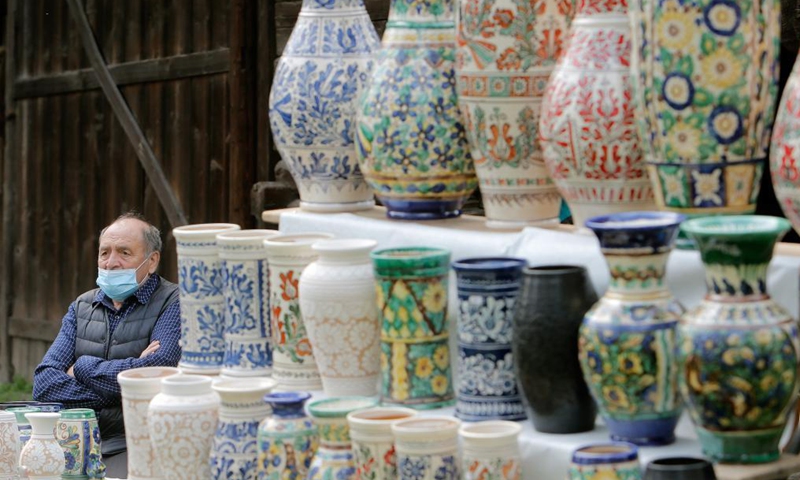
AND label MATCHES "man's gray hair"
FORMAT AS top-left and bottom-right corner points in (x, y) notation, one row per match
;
(101, 211), (163, 254)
